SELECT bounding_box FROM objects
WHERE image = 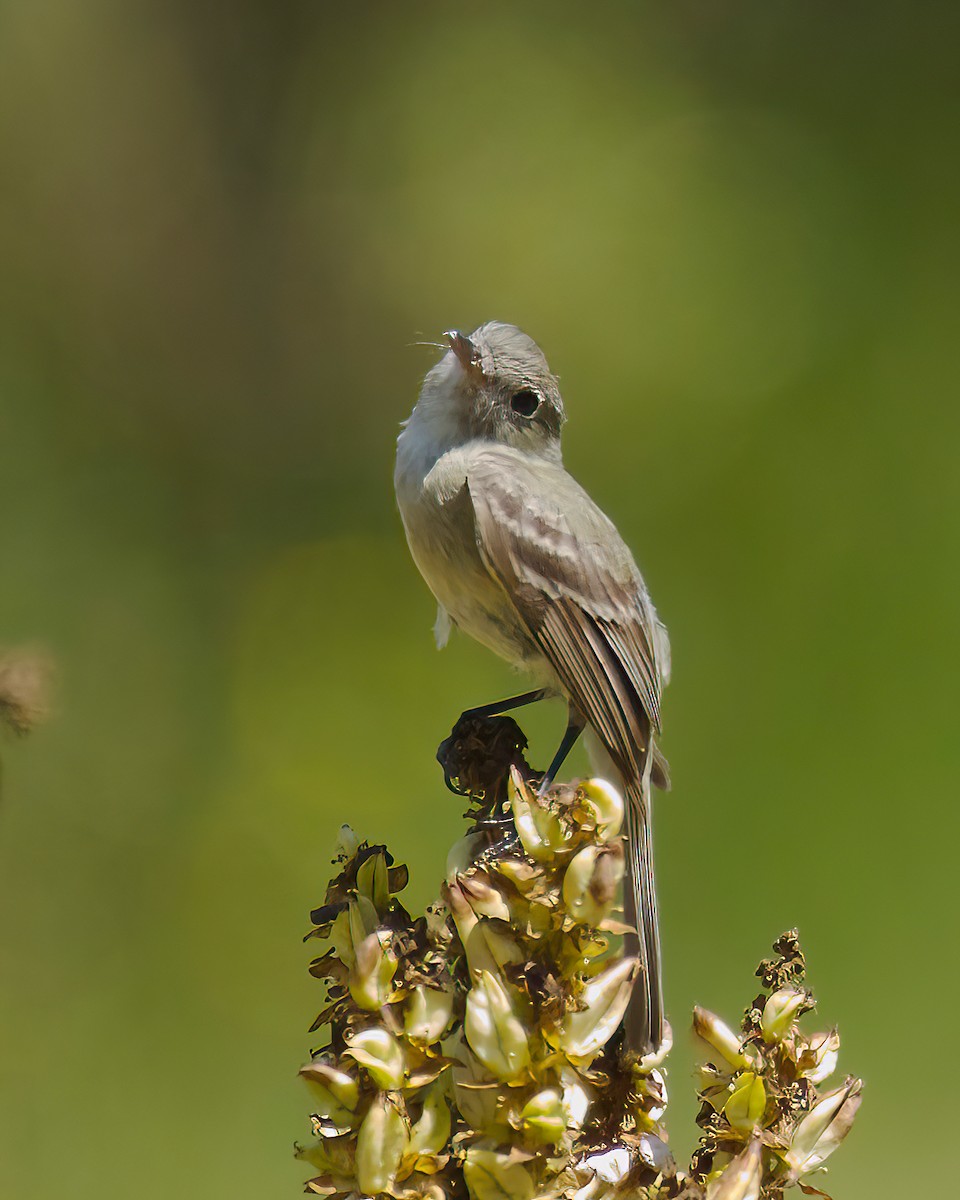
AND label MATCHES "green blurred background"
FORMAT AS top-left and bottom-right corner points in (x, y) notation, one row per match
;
(1, 3), (956, 1195)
